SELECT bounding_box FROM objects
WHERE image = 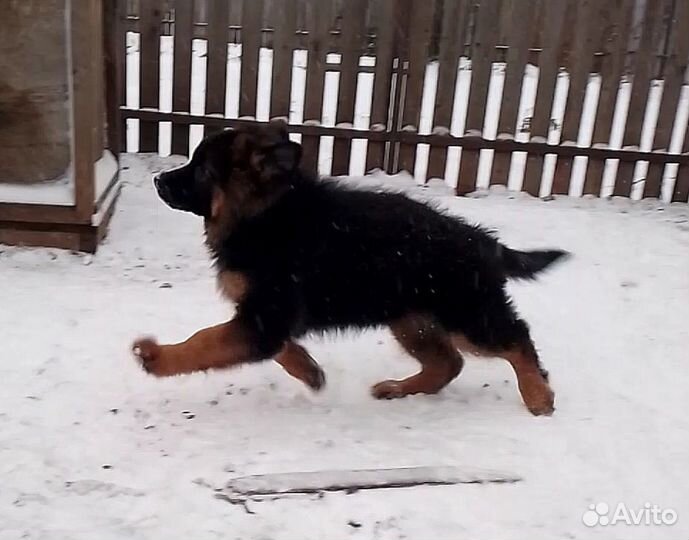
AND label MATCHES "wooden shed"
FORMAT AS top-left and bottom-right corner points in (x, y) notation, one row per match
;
(0, 0), (122, 253)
